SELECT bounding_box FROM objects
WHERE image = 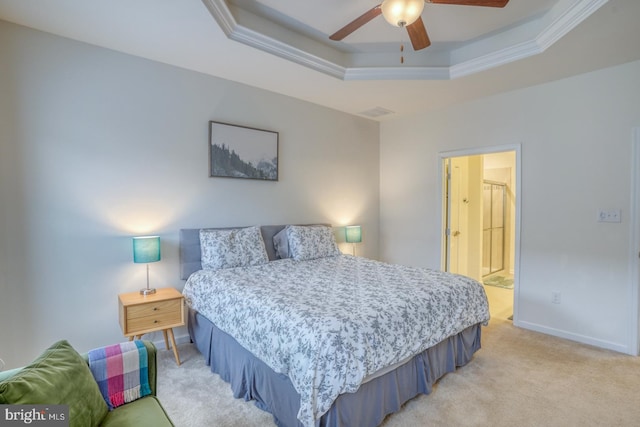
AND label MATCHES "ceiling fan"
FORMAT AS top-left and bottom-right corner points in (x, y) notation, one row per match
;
(329, 0), (510, 51)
